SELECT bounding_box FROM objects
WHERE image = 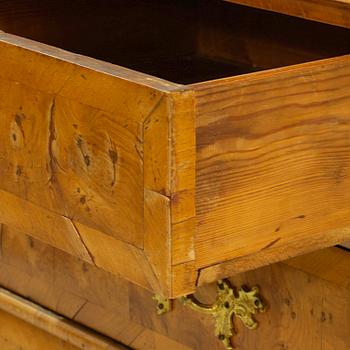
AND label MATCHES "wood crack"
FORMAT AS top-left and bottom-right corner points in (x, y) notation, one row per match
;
(76, 137), (91, 169)
(72, 299), (88, 320)
(143, 95), (165, 127)
(70, 220), (96, 265)
(194, 268), (201, 287)
(142, 251), (164, 293)
(47, 97), (57, 184)
(261, 237), (281, 250)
